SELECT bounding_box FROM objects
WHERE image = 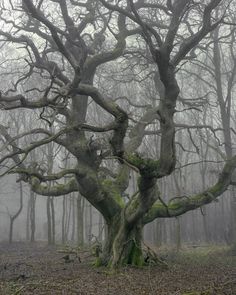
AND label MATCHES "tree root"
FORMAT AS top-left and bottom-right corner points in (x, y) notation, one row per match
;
(142, 243), (168, 269)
